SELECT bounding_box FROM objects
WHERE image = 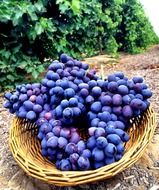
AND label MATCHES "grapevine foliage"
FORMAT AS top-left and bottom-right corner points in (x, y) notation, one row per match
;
(0, 0), (158, 91)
